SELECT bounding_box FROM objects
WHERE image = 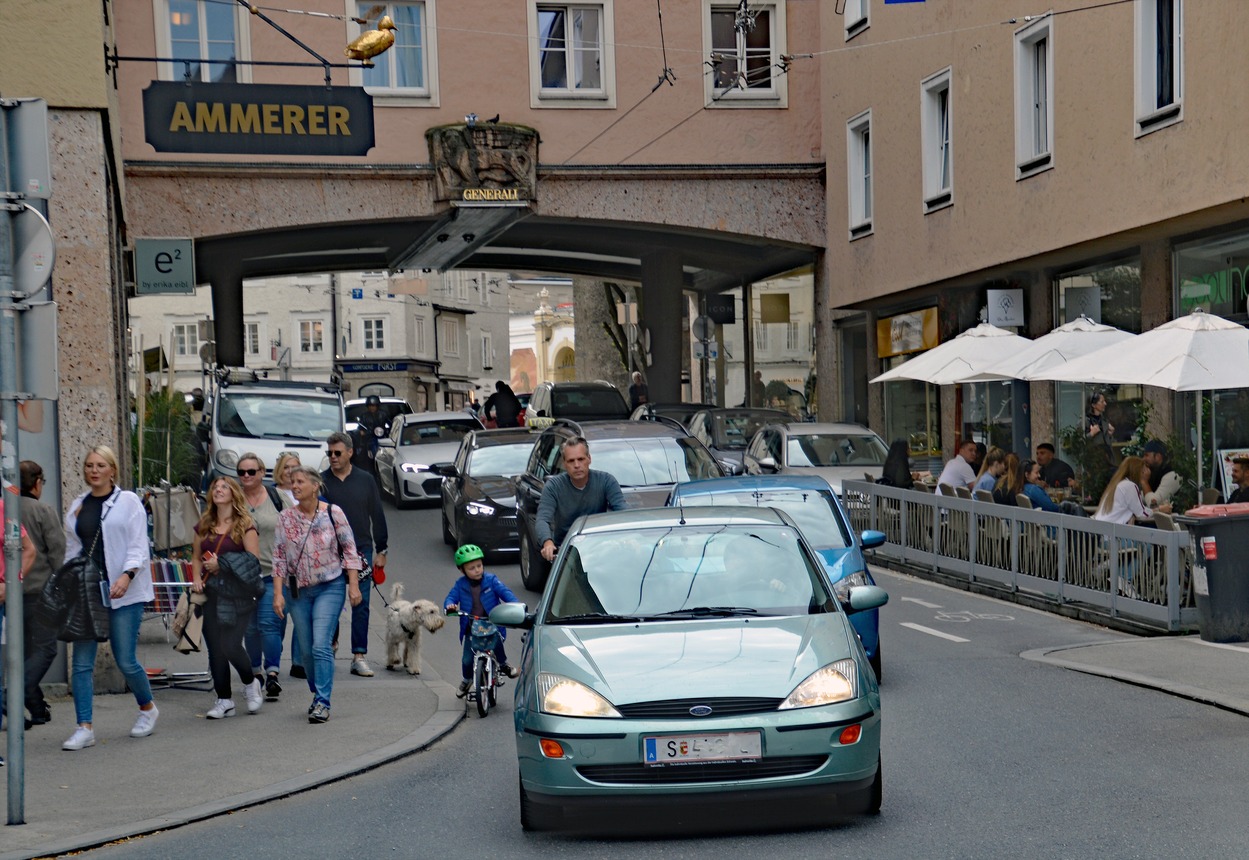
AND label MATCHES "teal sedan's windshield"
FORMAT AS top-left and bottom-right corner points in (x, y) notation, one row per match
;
(675, 489), (851, 549)
(548, 526), (833, 621)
